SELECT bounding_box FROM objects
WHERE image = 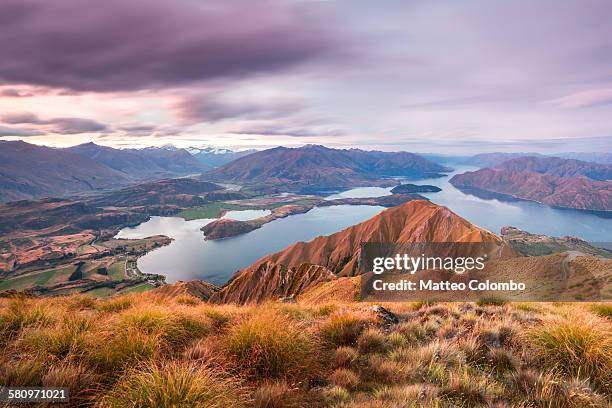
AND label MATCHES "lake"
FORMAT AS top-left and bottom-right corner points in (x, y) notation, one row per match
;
(116, 165), (611, 284)
(115, 205), (385, 284)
